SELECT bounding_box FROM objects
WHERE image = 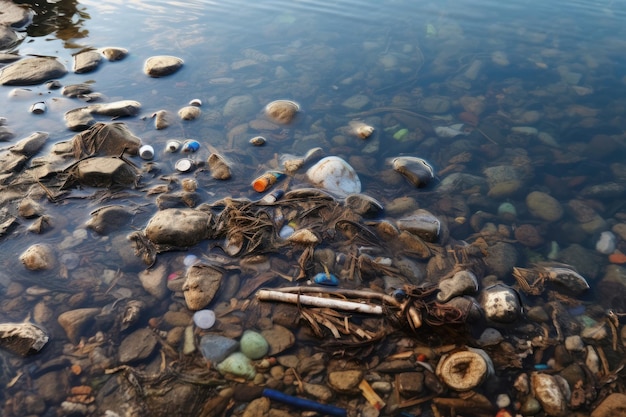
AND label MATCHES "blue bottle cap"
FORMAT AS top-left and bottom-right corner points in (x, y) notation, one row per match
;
(313, 272), (339, 286)
(182, 140), (200, 152)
